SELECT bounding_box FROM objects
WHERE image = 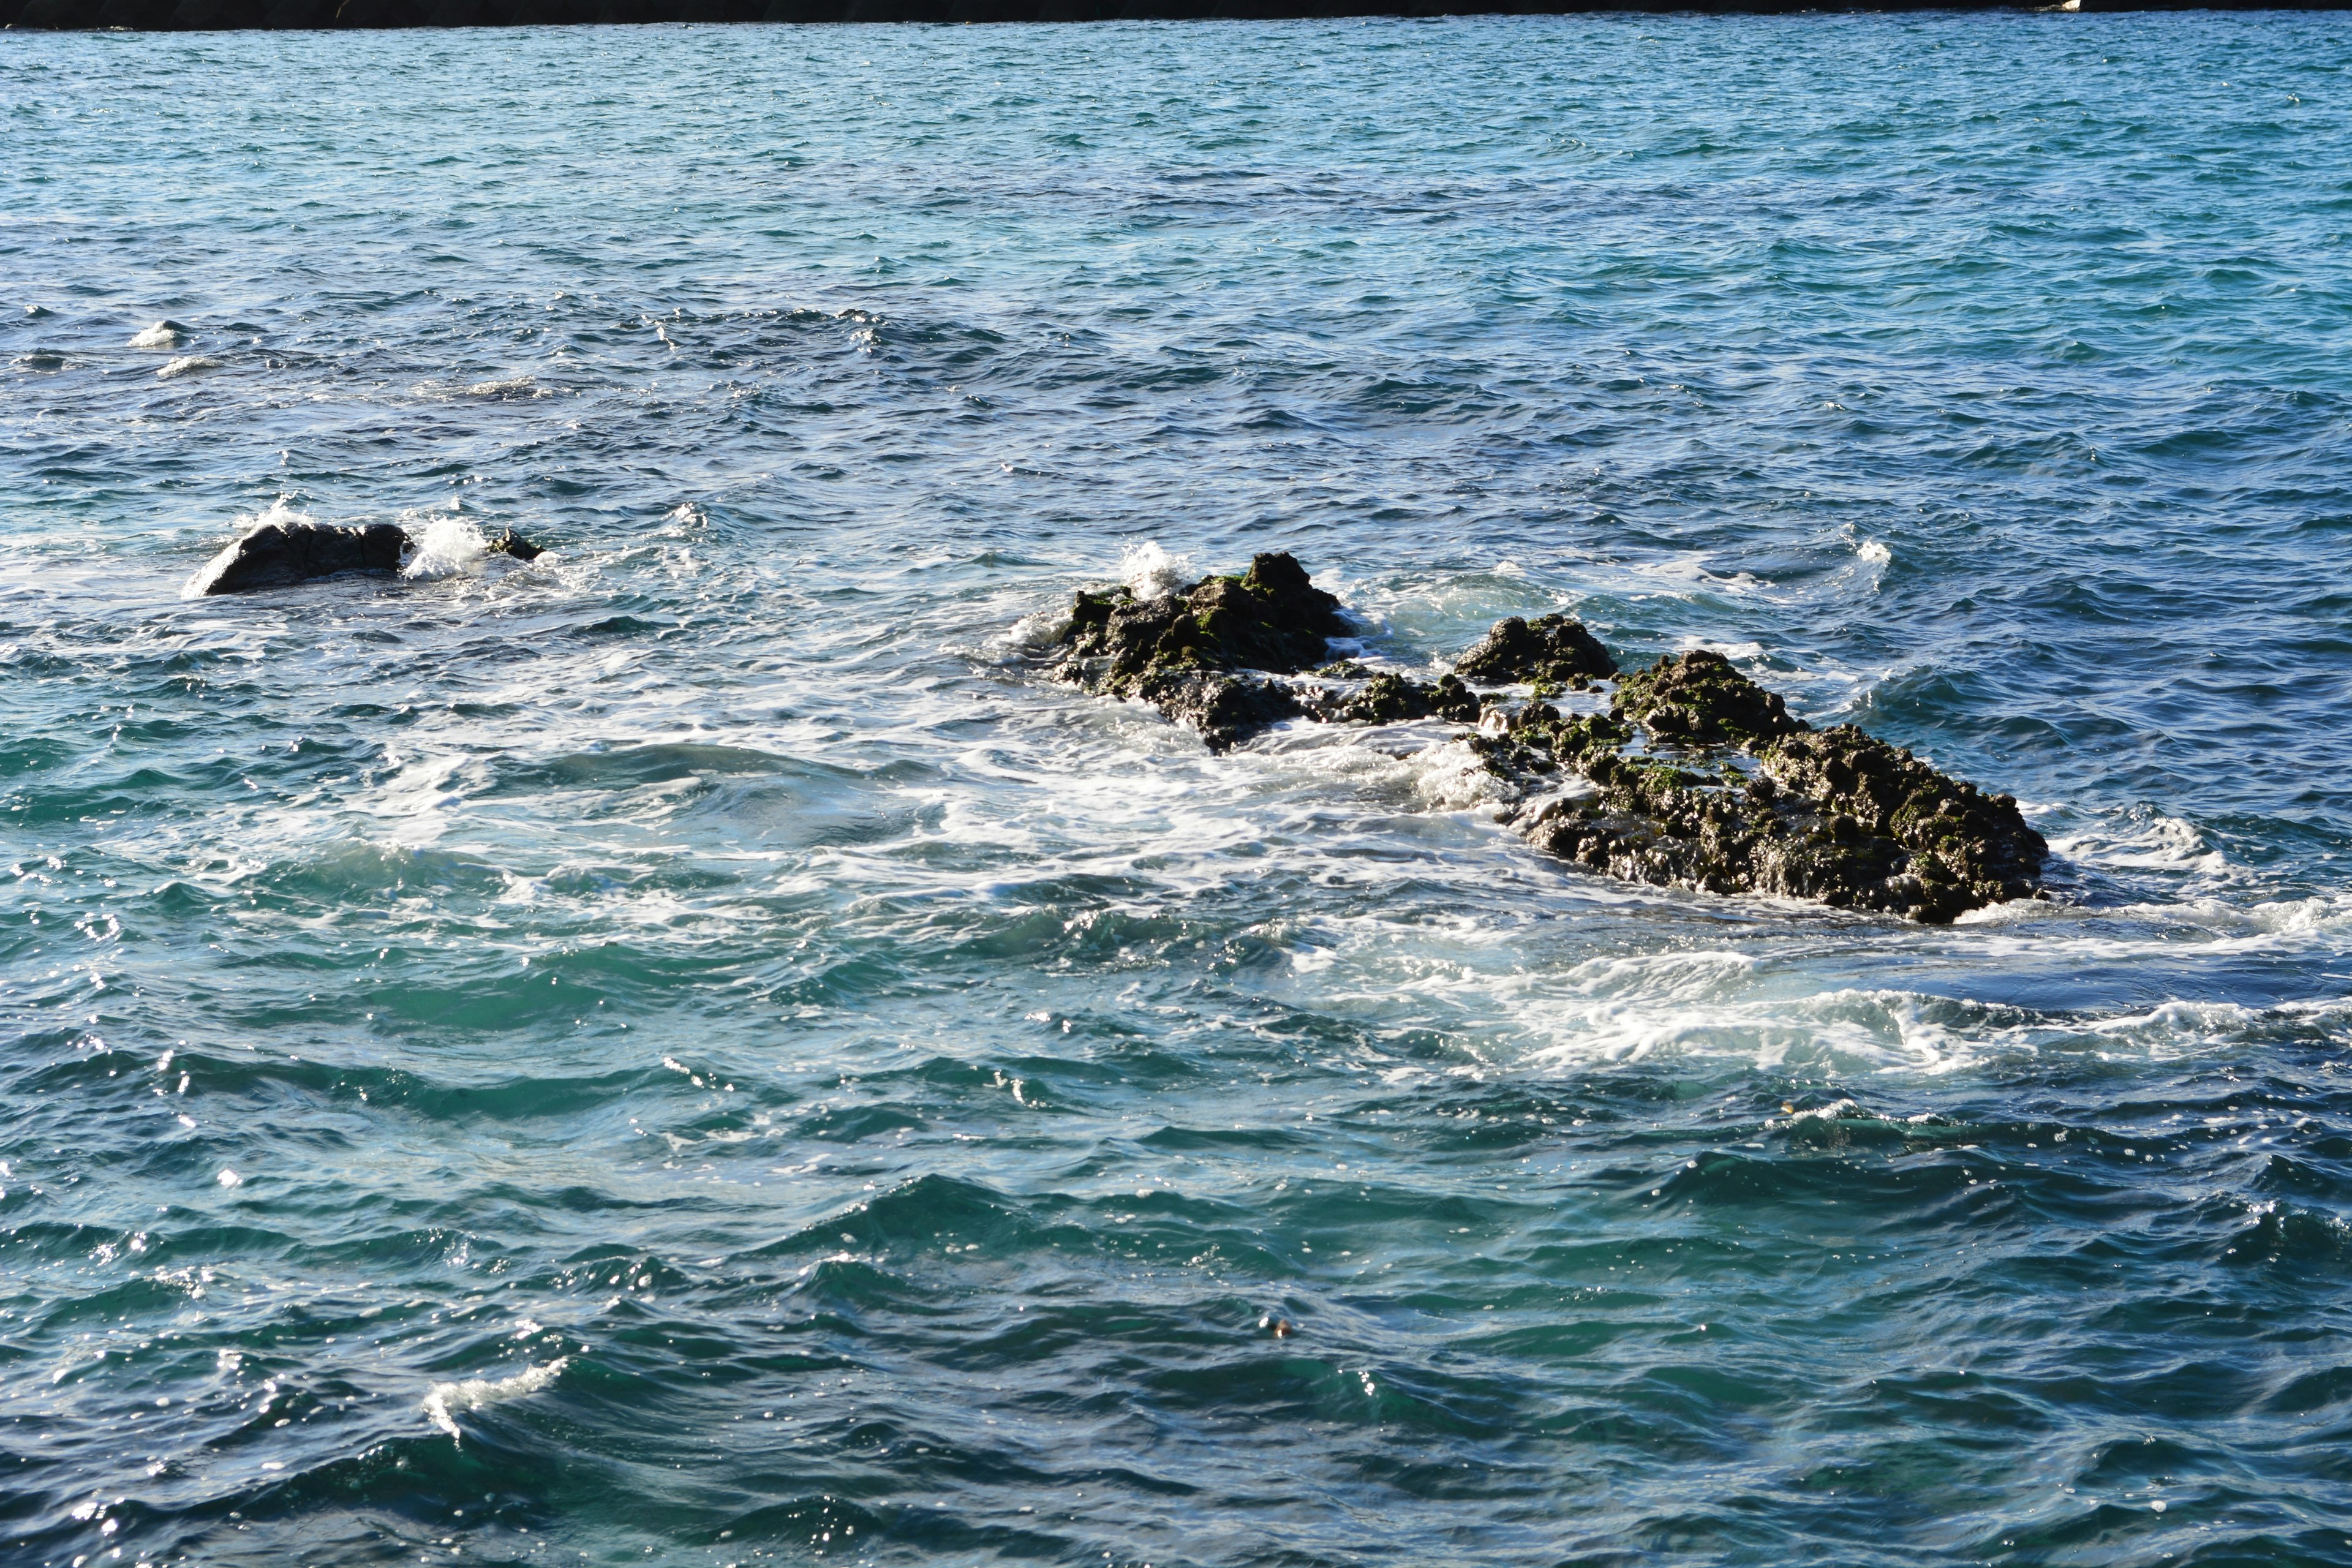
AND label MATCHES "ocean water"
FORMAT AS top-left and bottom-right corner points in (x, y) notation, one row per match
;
(6, 13), (2352, 1566)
